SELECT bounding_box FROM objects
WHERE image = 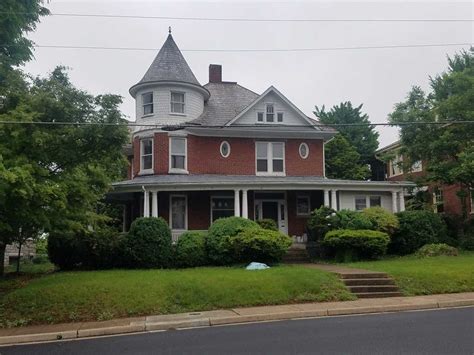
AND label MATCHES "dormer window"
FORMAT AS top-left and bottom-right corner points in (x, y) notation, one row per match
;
(142, 92), (153, 116)
(266, 104), (274, 122)
(170, 92), (185, 114)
